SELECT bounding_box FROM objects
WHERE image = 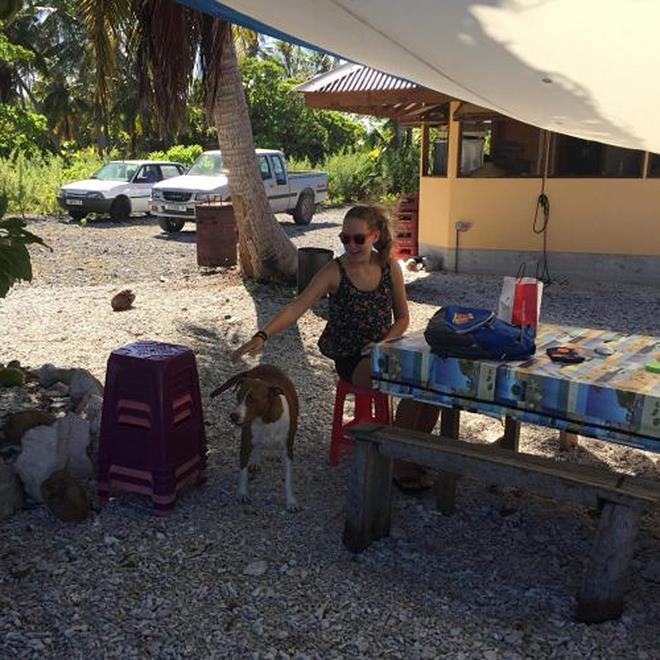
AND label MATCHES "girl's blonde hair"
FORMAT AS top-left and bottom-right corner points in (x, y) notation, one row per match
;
(343, 205), (393, 266)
